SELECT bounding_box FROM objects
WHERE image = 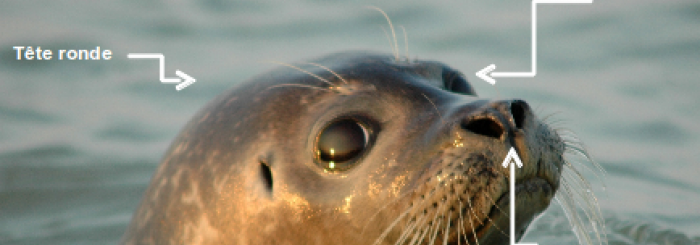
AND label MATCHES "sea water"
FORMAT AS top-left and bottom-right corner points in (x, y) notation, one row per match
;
(1, 0), (699, 244)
